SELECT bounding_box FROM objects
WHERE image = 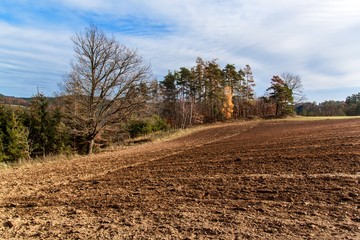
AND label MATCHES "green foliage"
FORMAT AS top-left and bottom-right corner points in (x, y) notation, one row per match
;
(0, 106), (29, 162)
(6, 112), (30, 161)
(0, 130), (6, 162)
(160, 71), (178, 125)
(126, 115), (169, 138)
(296, 99), (352, 117)
(127, 119), (152, 138)
(150, 115), (169, 132)
(24, 93), (70, 157)
(345, 93), (360, 116)
(160, 58), (256, 127)
(267, 76), (294, 117)
(0, 94), (72, 162)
